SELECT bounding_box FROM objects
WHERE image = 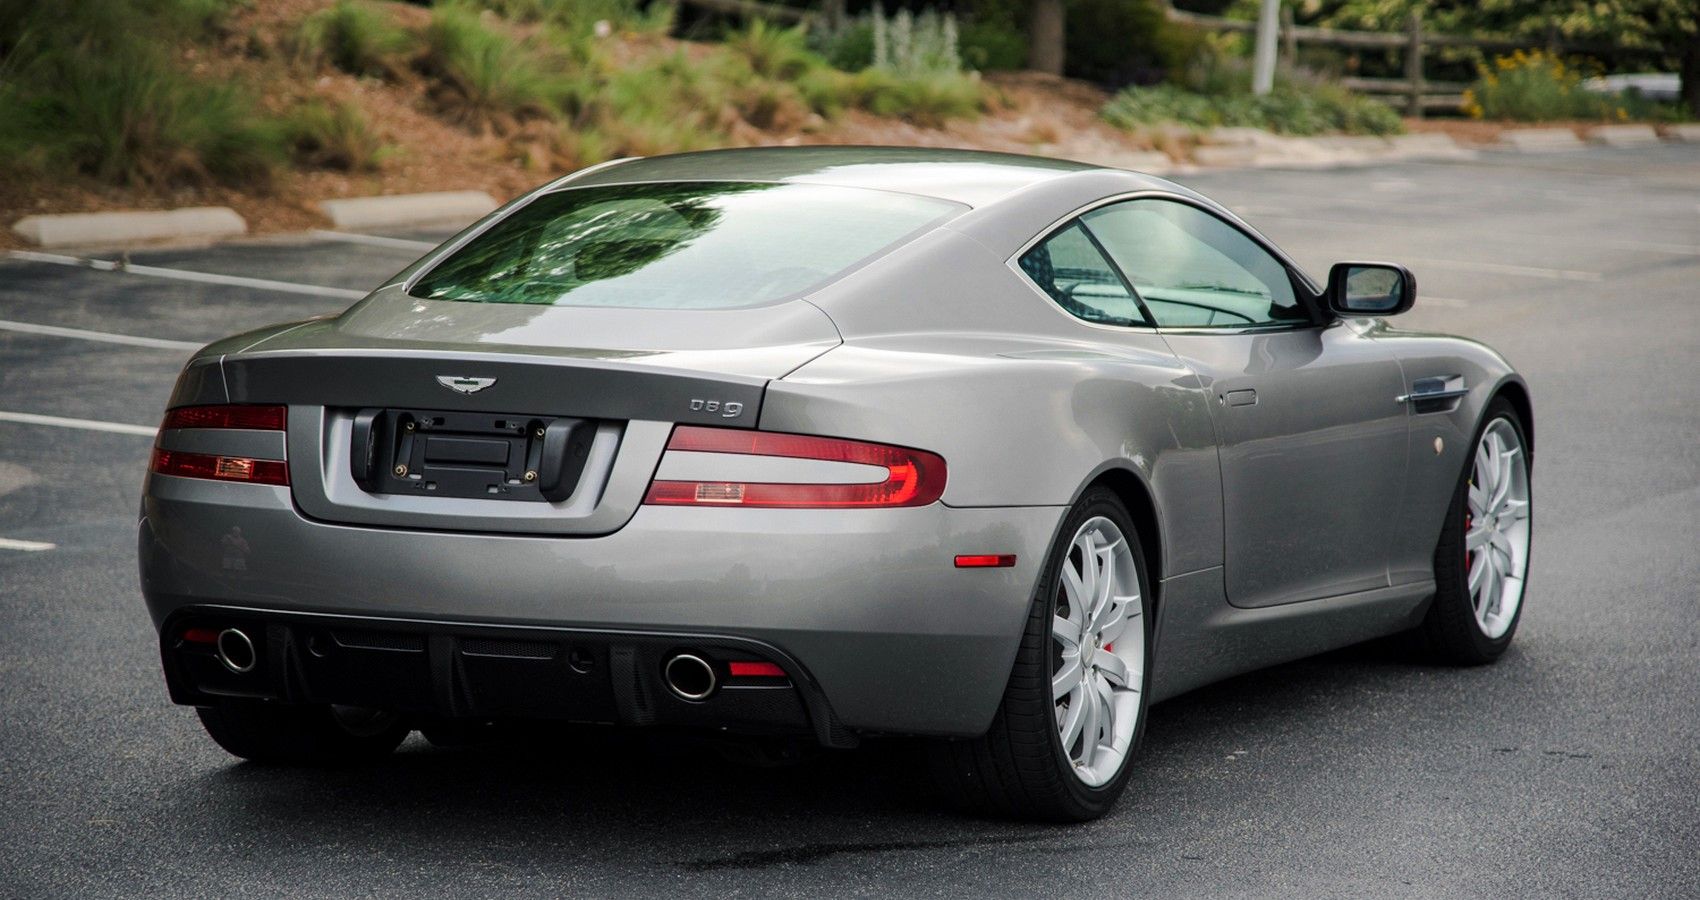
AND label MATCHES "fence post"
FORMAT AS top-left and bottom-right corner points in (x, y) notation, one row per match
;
(1280, 4), (1297, 67)
(1405, 11), (1425, 118)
